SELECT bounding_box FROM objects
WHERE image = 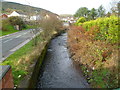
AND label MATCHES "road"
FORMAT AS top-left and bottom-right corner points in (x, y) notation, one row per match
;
(0, 29), (41, 62)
